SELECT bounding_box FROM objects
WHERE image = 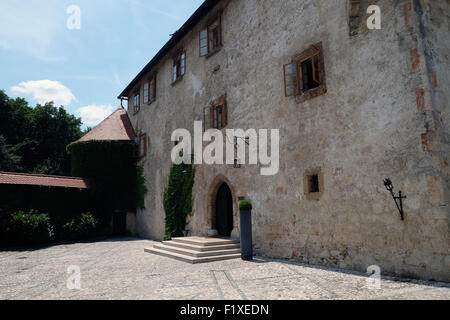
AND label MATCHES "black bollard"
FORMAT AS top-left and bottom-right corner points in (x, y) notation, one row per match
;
(239, 200), (253, 261)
